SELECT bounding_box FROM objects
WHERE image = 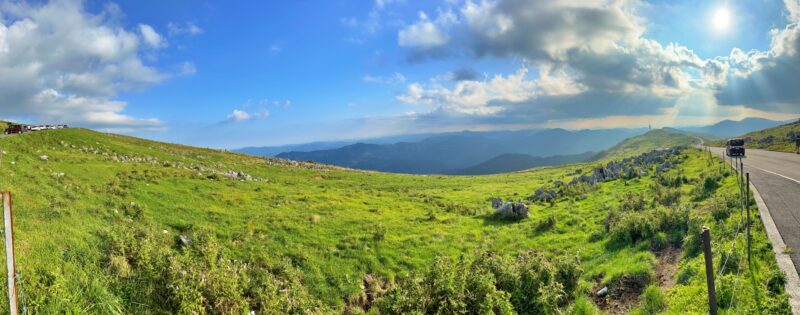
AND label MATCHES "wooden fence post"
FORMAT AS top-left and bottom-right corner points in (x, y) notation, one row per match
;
(746, 173), (751, 265)
(2, 192), (18, 315)
(702, 227), (718, 315)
